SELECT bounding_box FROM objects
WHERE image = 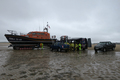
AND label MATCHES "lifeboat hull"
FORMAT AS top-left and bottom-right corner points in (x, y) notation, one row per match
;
(5, 34), (56, 44)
